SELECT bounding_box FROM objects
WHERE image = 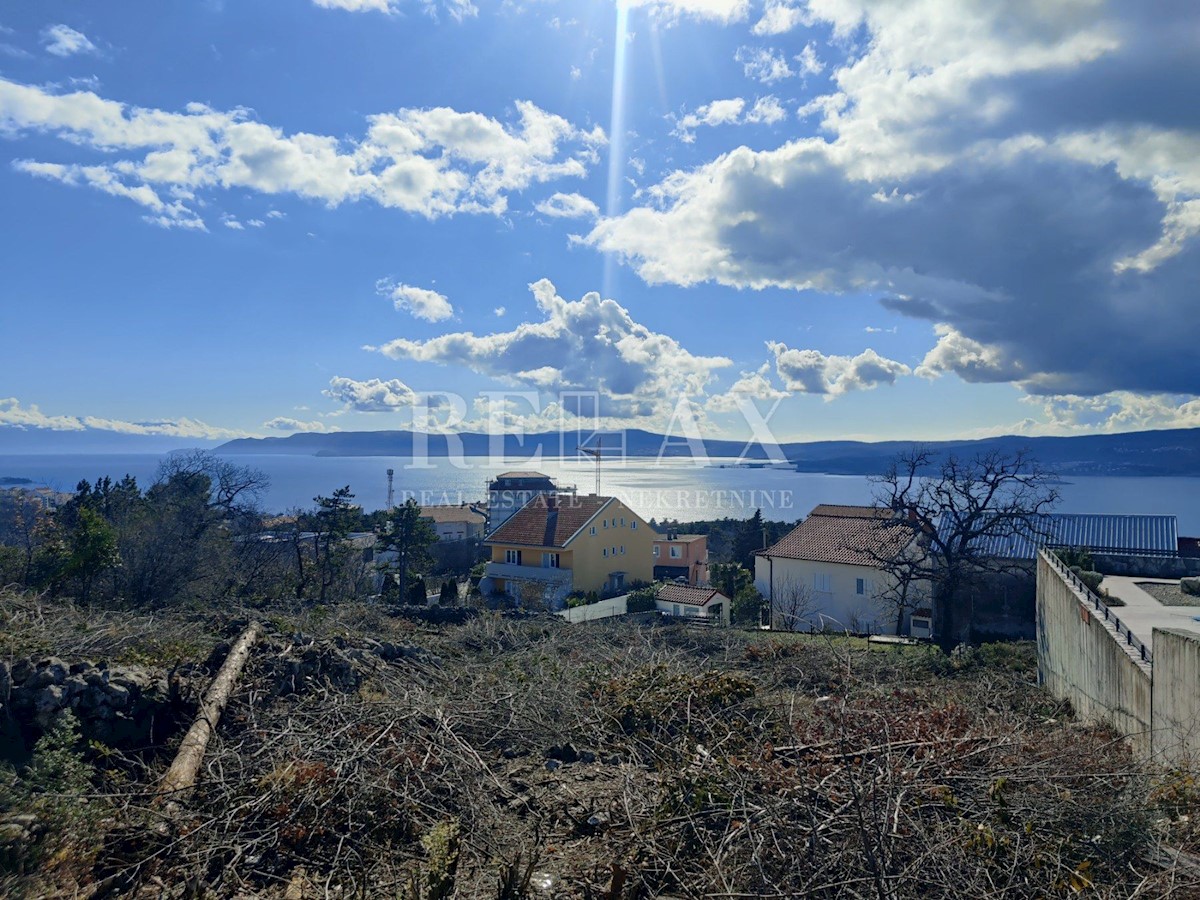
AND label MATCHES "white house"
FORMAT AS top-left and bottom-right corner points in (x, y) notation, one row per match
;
(655, 583), (730, 626)
(754, 504), (923, 635)
(419, 504), (486, 542)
